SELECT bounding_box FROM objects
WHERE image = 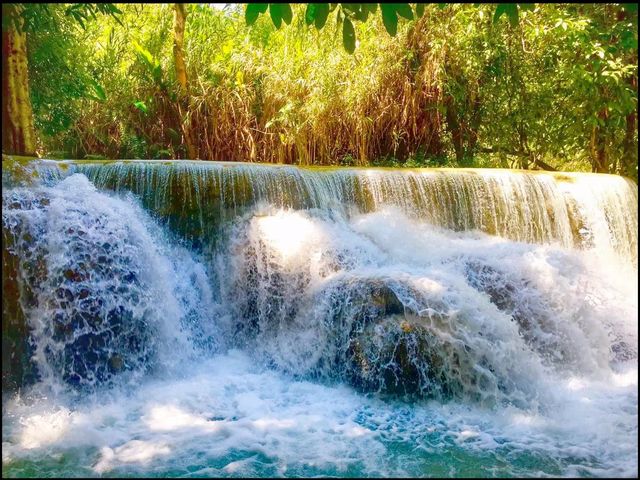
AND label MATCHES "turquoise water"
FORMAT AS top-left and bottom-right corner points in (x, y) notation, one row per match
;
(3, 352), (636, 478)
